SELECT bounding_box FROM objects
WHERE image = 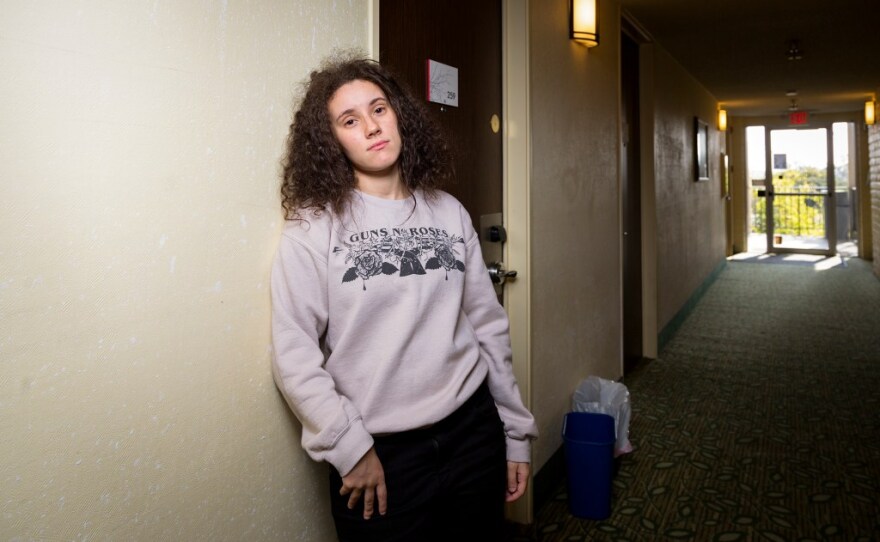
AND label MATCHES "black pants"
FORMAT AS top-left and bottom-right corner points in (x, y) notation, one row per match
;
(329, 381), (508, 542)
